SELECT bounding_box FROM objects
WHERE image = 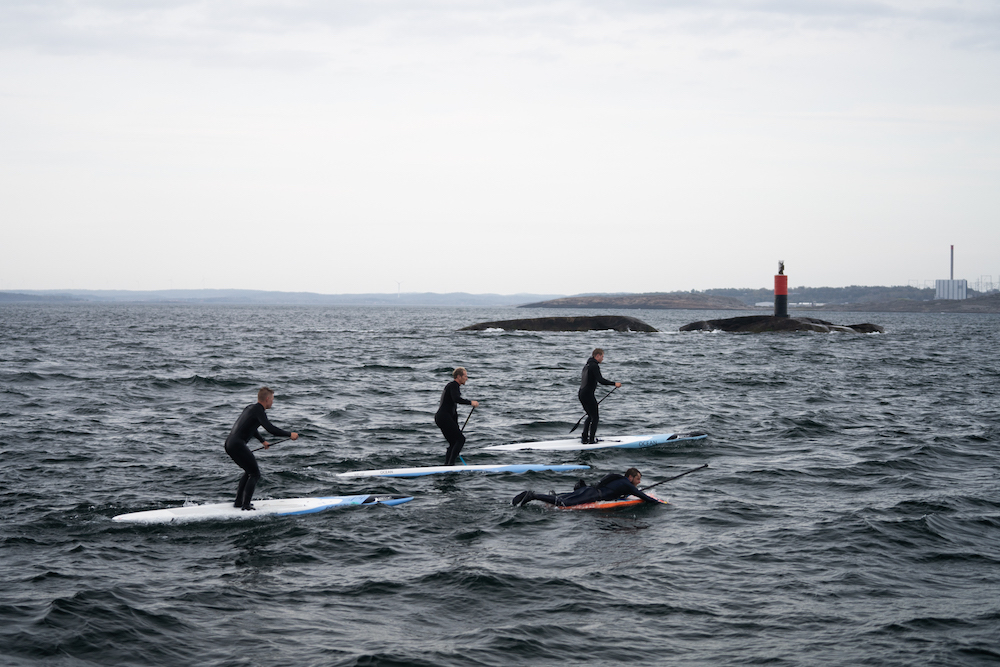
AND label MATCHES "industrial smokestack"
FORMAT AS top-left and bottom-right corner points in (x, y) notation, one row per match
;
(950, 245), (954, 280)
